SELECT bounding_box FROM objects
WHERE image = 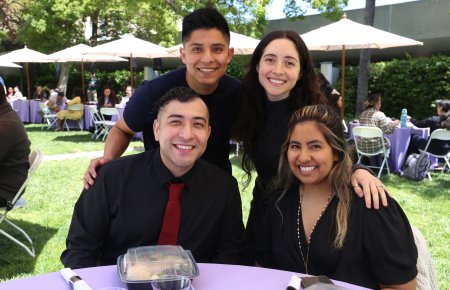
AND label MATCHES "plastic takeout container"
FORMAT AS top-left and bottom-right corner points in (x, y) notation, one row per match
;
(117, 245), (199, 290)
